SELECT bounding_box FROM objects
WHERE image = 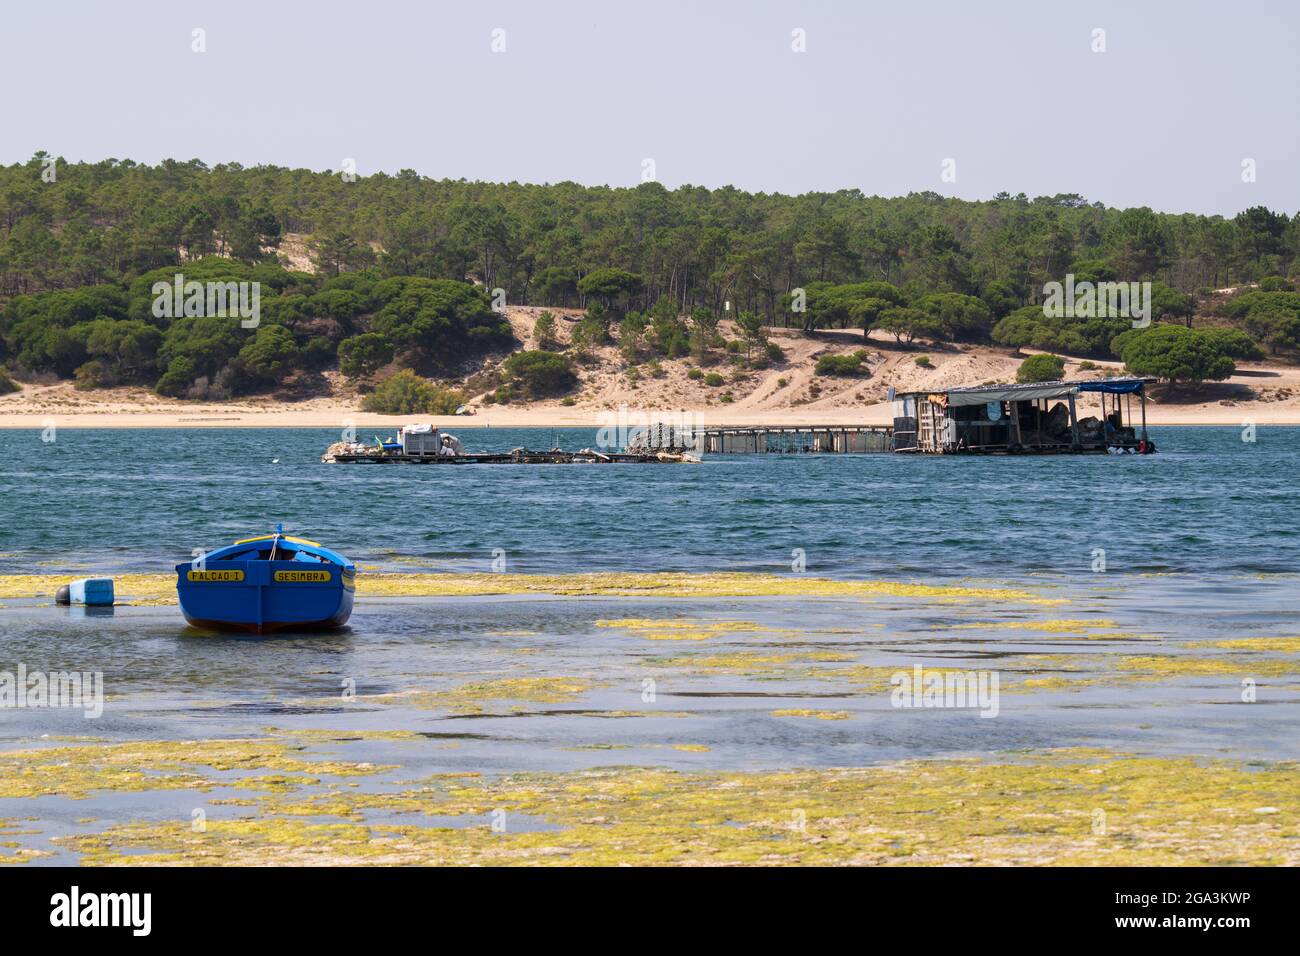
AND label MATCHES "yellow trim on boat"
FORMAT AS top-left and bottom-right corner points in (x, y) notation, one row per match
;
(233, 534), (323, 547)
(187, 569), (245, 582)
